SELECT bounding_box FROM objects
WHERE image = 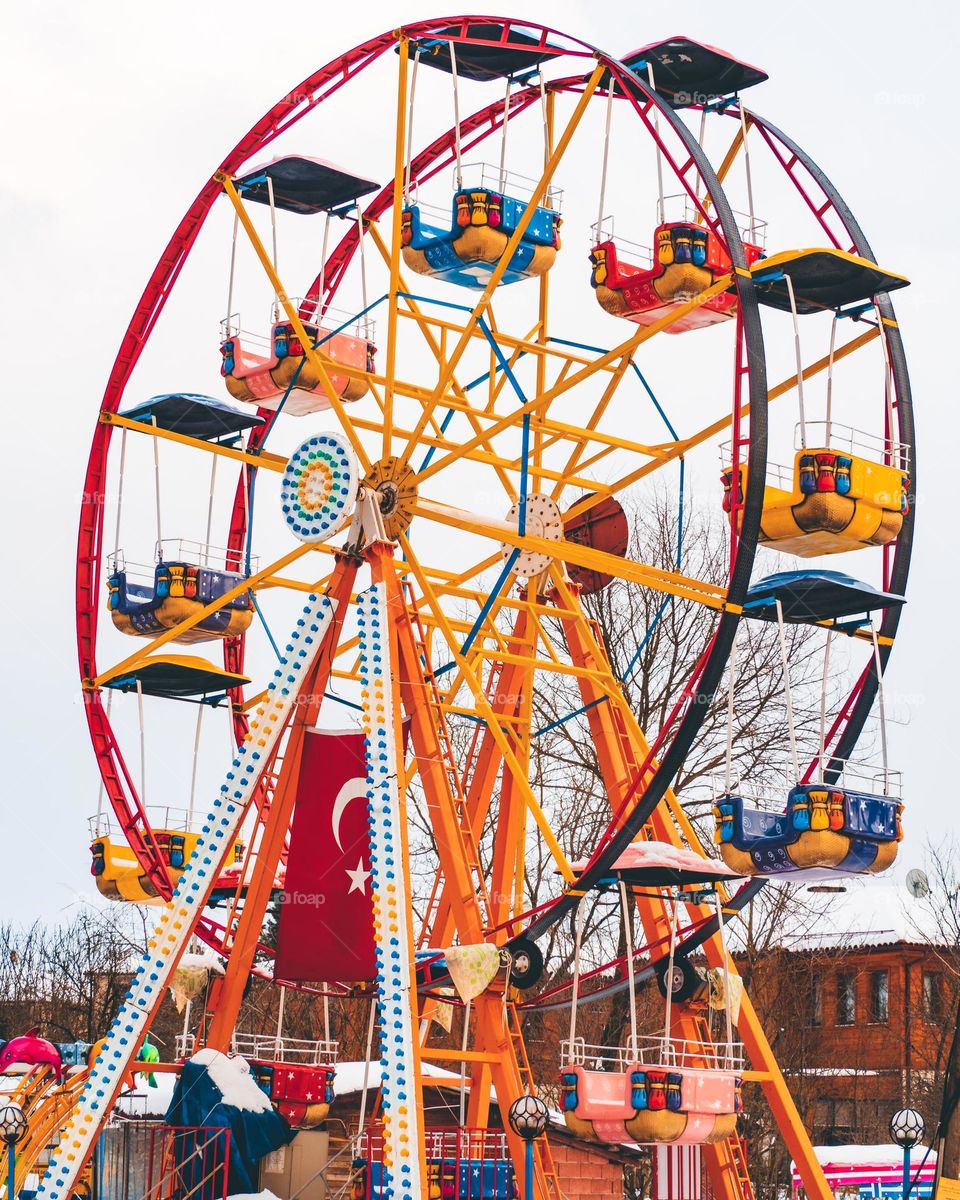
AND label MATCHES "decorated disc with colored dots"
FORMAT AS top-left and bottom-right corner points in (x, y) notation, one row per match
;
(281, 433), (359, 543)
